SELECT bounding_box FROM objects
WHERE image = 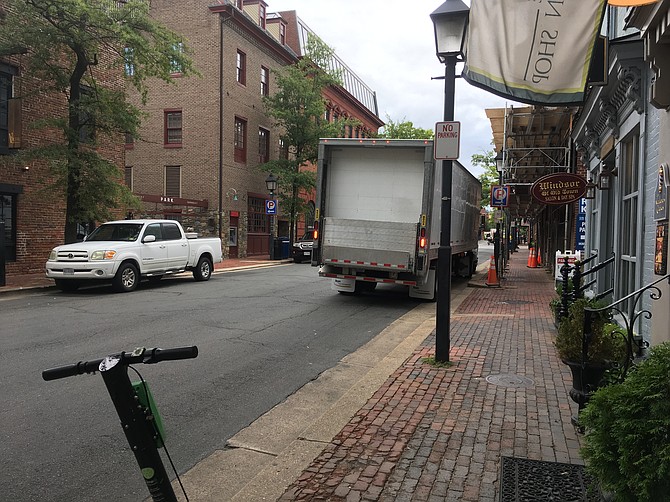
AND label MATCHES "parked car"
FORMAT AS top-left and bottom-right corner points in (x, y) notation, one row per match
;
(292, 231), (314, 263)
(45, 219), (223, 292)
